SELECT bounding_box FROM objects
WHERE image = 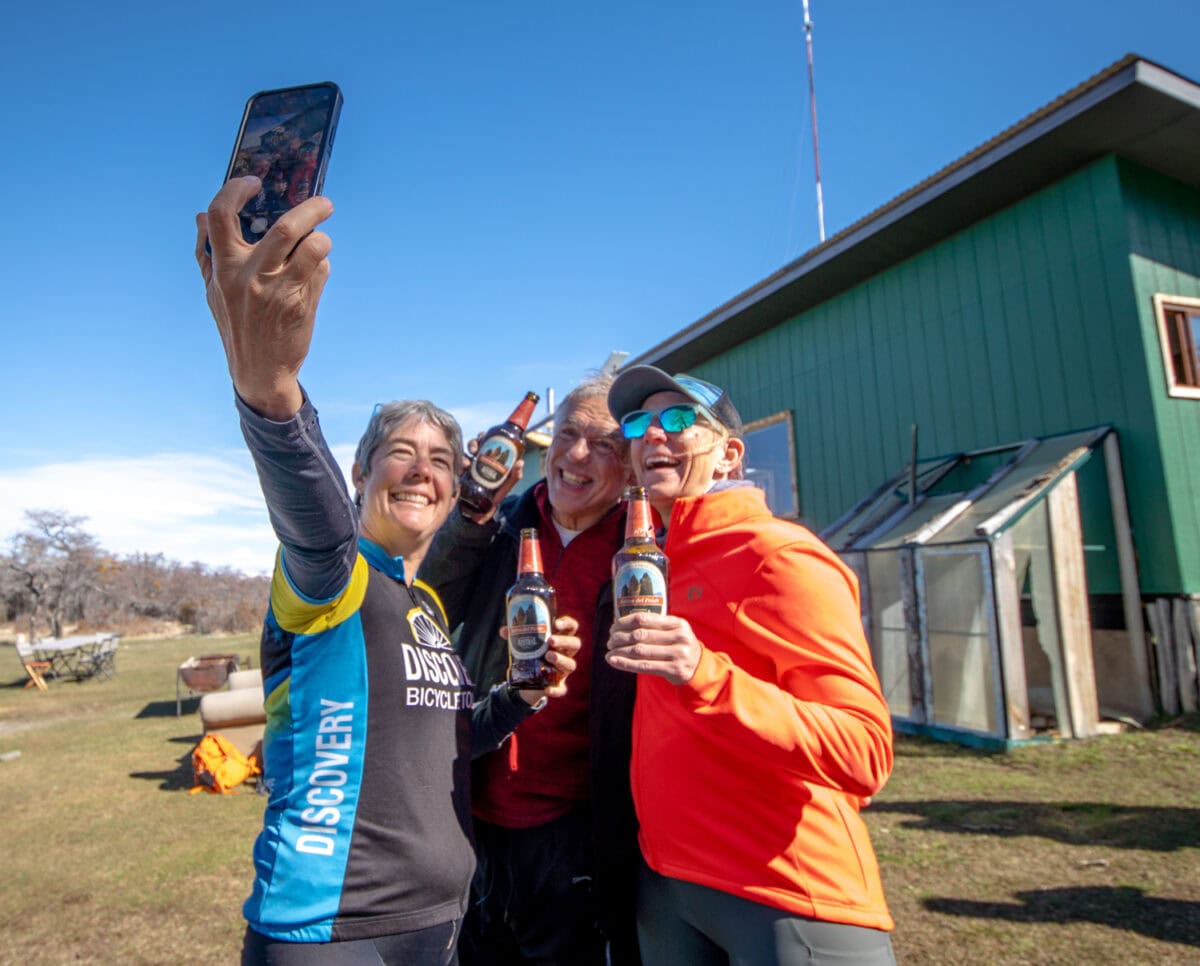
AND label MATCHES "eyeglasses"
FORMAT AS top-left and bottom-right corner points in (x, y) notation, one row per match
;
(553, 424), (624, 458)
(621, 404), (715, 440)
